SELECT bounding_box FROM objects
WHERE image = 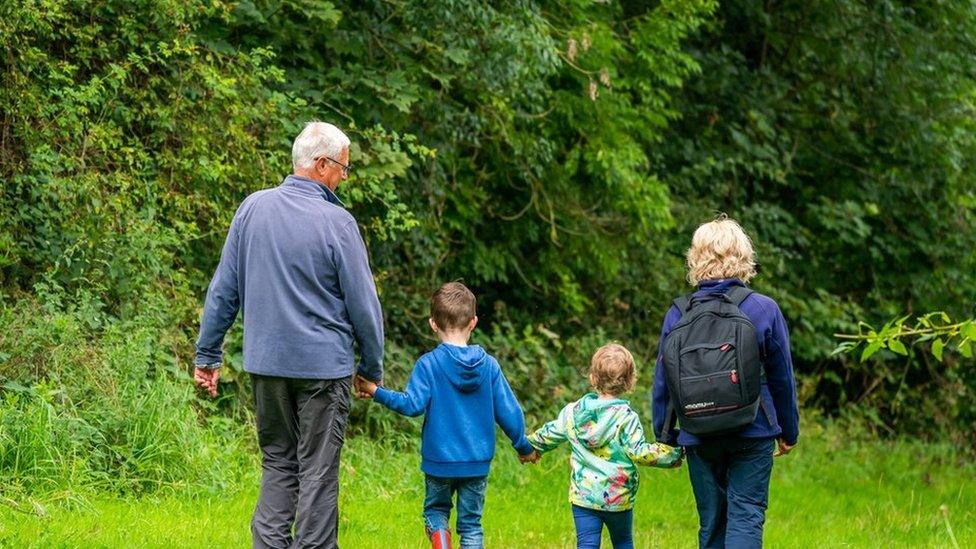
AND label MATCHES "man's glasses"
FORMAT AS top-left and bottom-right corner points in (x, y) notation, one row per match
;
(317, 156), (350, 176)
